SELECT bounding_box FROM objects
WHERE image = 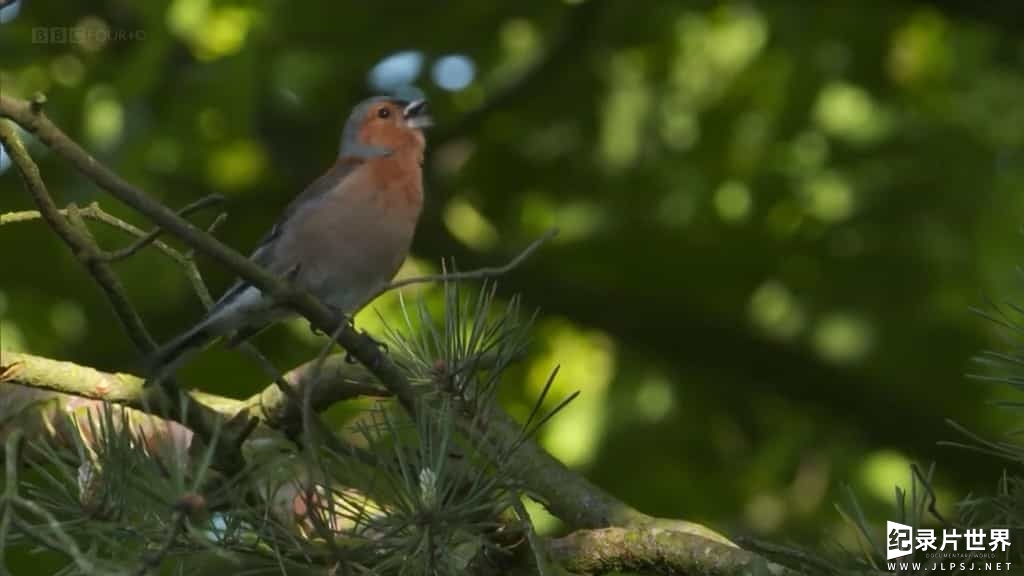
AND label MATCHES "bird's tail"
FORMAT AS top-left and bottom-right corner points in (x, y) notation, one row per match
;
(147, 320), (219, 383)
(148, 283), (276, 383)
